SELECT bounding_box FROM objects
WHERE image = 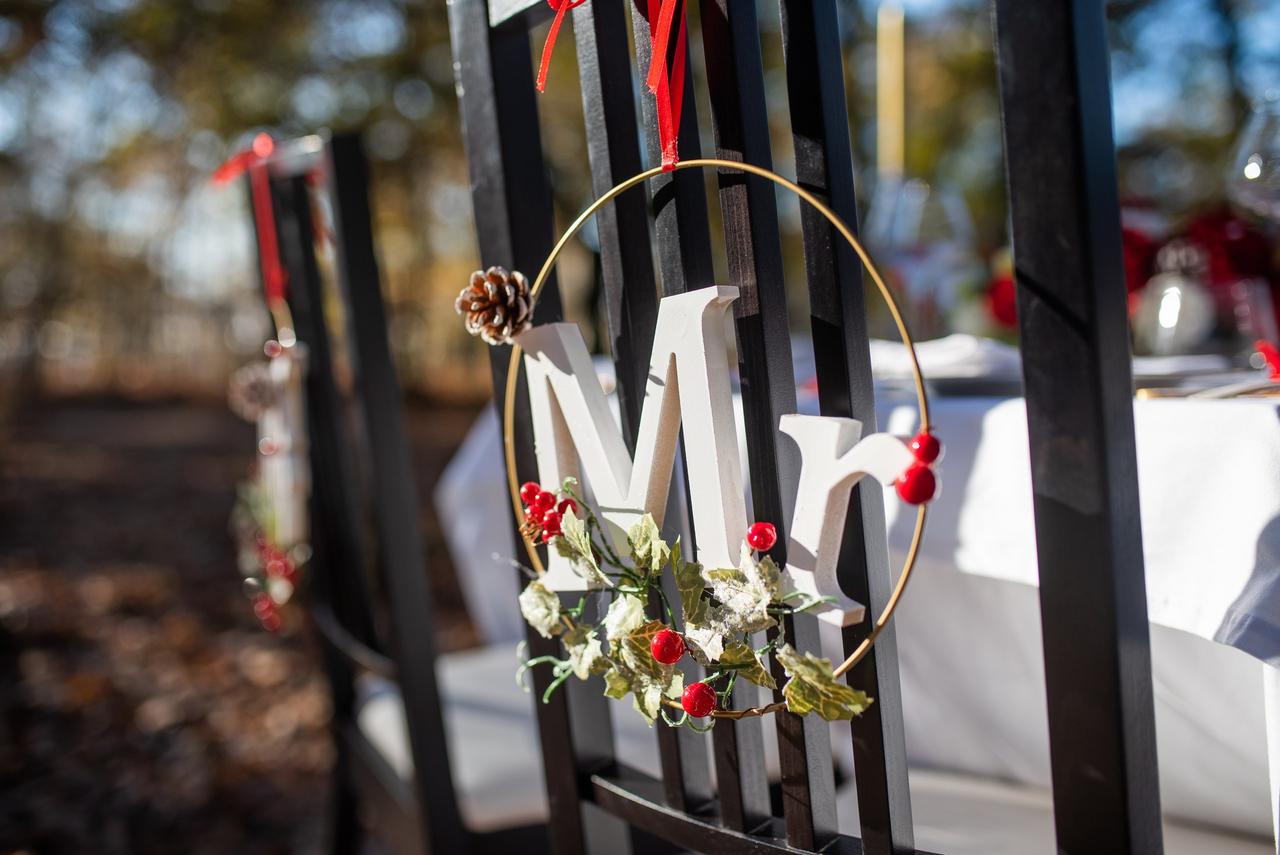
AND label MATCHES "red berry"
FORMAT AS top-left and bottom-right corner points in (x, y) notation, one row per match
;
(265, 557), (287, 578)
(520, 481), (541, 506)
(650, 628), (685, 664)
(746, 521), (777, 552)
(263, 340), (283, 358)
(260, 612), (283, 632)
(909, 431), (942, 464)
(557, 497), (577, 516)
(541, 509), (562, 535)
(252, 594), (275, 618)
(258, 437), (279, 456)
(524, 506), (541, 527)
(533, 490), (556, 513)
(682, 681), (717, 718)
(895, 463), (937, 505)
(541, 529), (556, 544)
